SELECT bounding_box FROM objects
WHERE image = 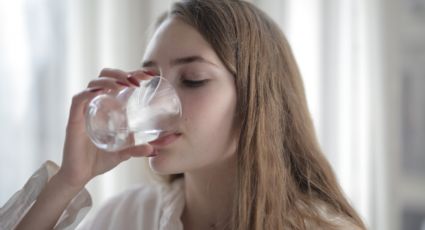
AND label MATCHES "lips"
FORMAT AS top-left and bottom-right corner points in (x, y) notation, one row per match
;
(148, 132), (182, 148)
